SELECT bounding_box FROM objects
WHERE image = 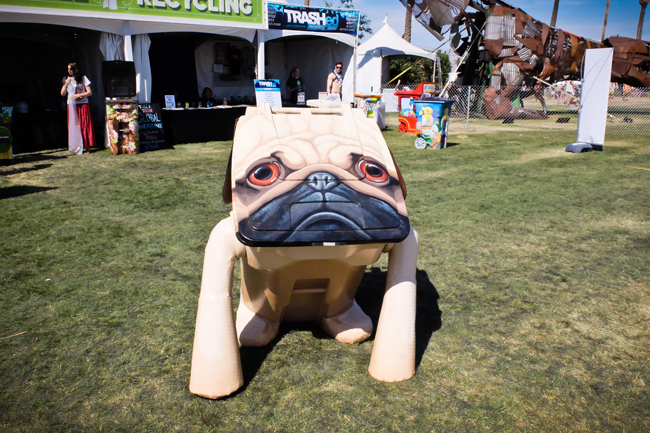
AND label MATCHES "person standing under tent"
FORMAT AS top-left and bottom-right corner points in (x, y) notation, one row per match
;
(286, 67), (305, 106)
(61, 62), (96, 155)
(326, 61), (344, 101)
